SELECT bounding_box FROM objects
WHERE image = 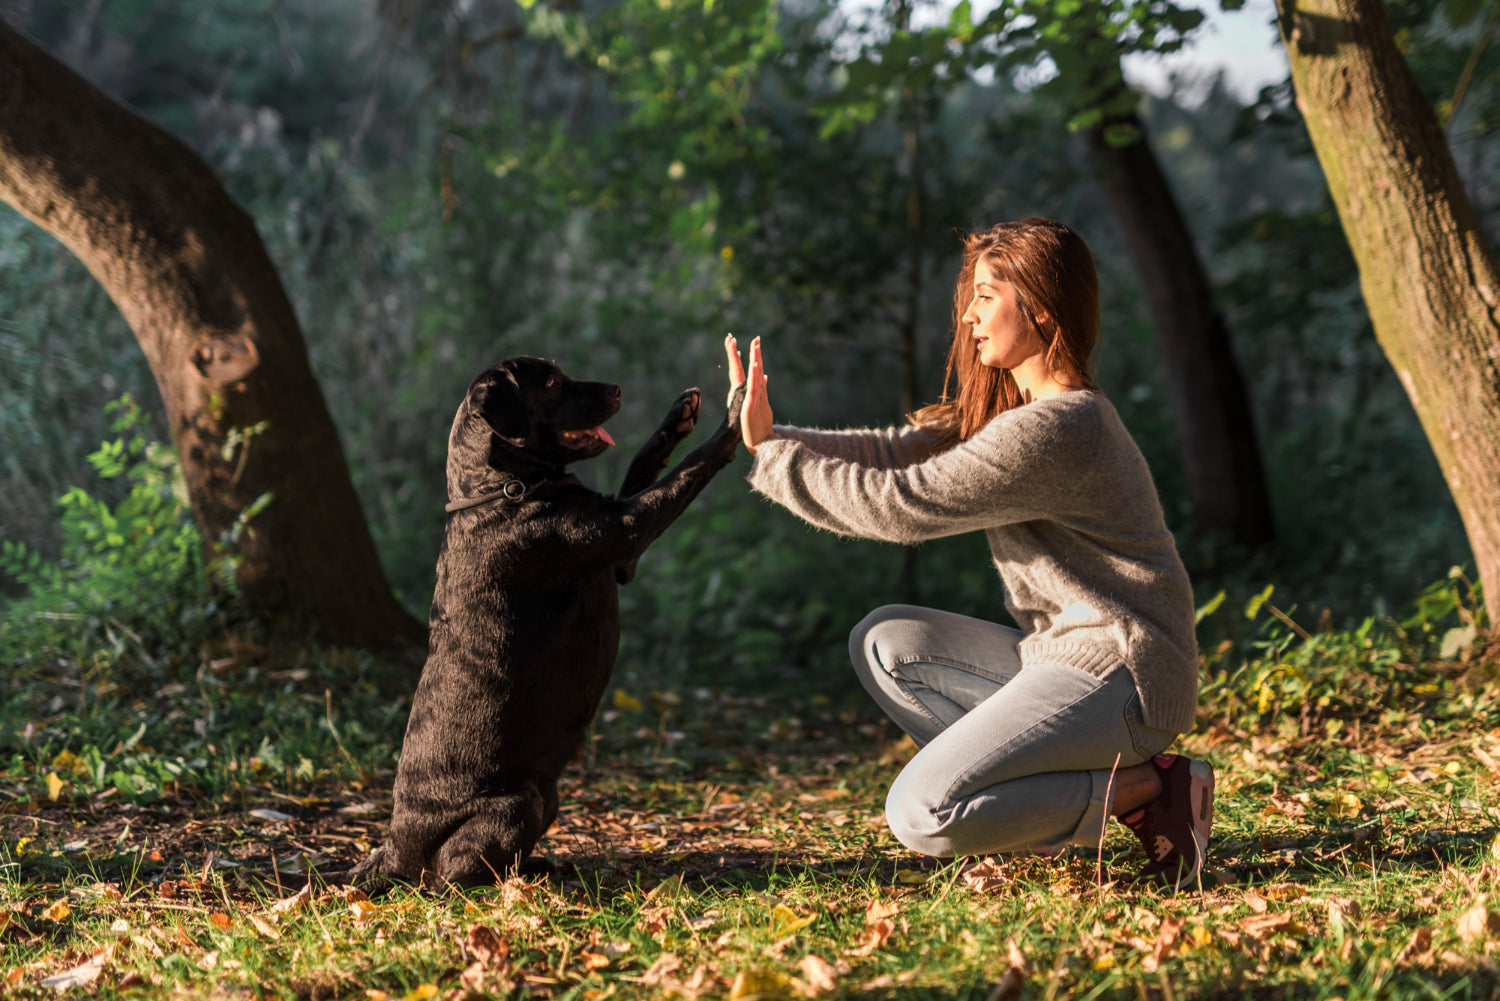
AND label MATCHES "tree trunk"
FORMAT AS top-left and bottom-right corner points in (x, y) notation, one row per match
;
(1086, 111), (1276, 549)
(0, 18), (425, 650)
(1278, 0), (1500, 624)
